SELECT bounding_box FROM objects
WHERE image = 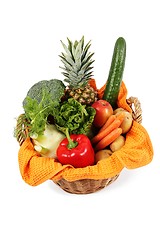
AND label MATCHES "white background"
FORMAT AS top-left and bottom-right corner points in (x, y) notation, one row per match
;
(0, 0), (159, 239)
